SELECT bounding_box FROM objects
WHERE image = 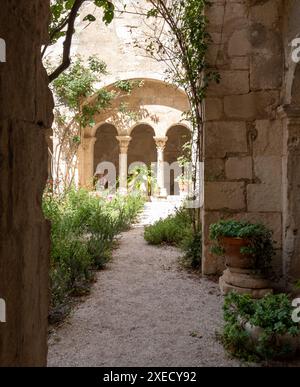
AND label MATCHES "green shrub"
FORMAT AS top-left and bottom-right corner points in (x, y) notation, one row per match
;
(222, 292), (300, 362)
(144, 208), (202, 270)
(181, 231), (202, 270)
(43, 188), (144, 317)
